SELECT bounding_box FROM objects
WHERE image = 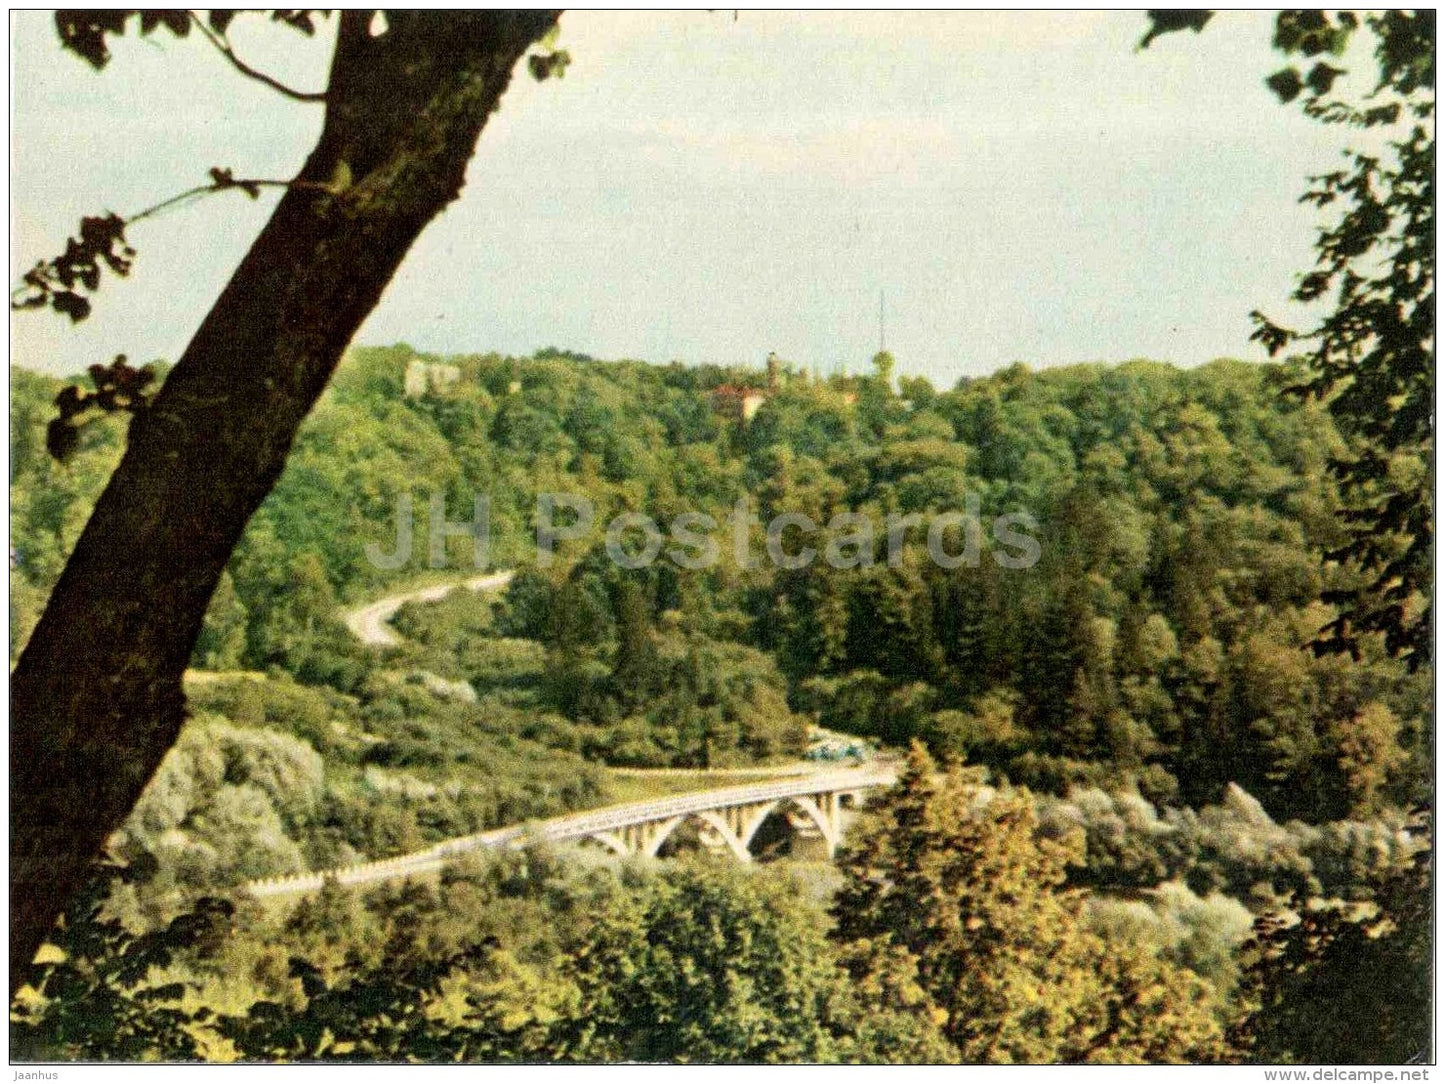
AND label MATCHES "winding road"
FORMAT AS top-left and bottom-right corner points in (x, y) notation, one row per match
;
(342, 570), (515, 646)
(297, 571), (893, 902)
